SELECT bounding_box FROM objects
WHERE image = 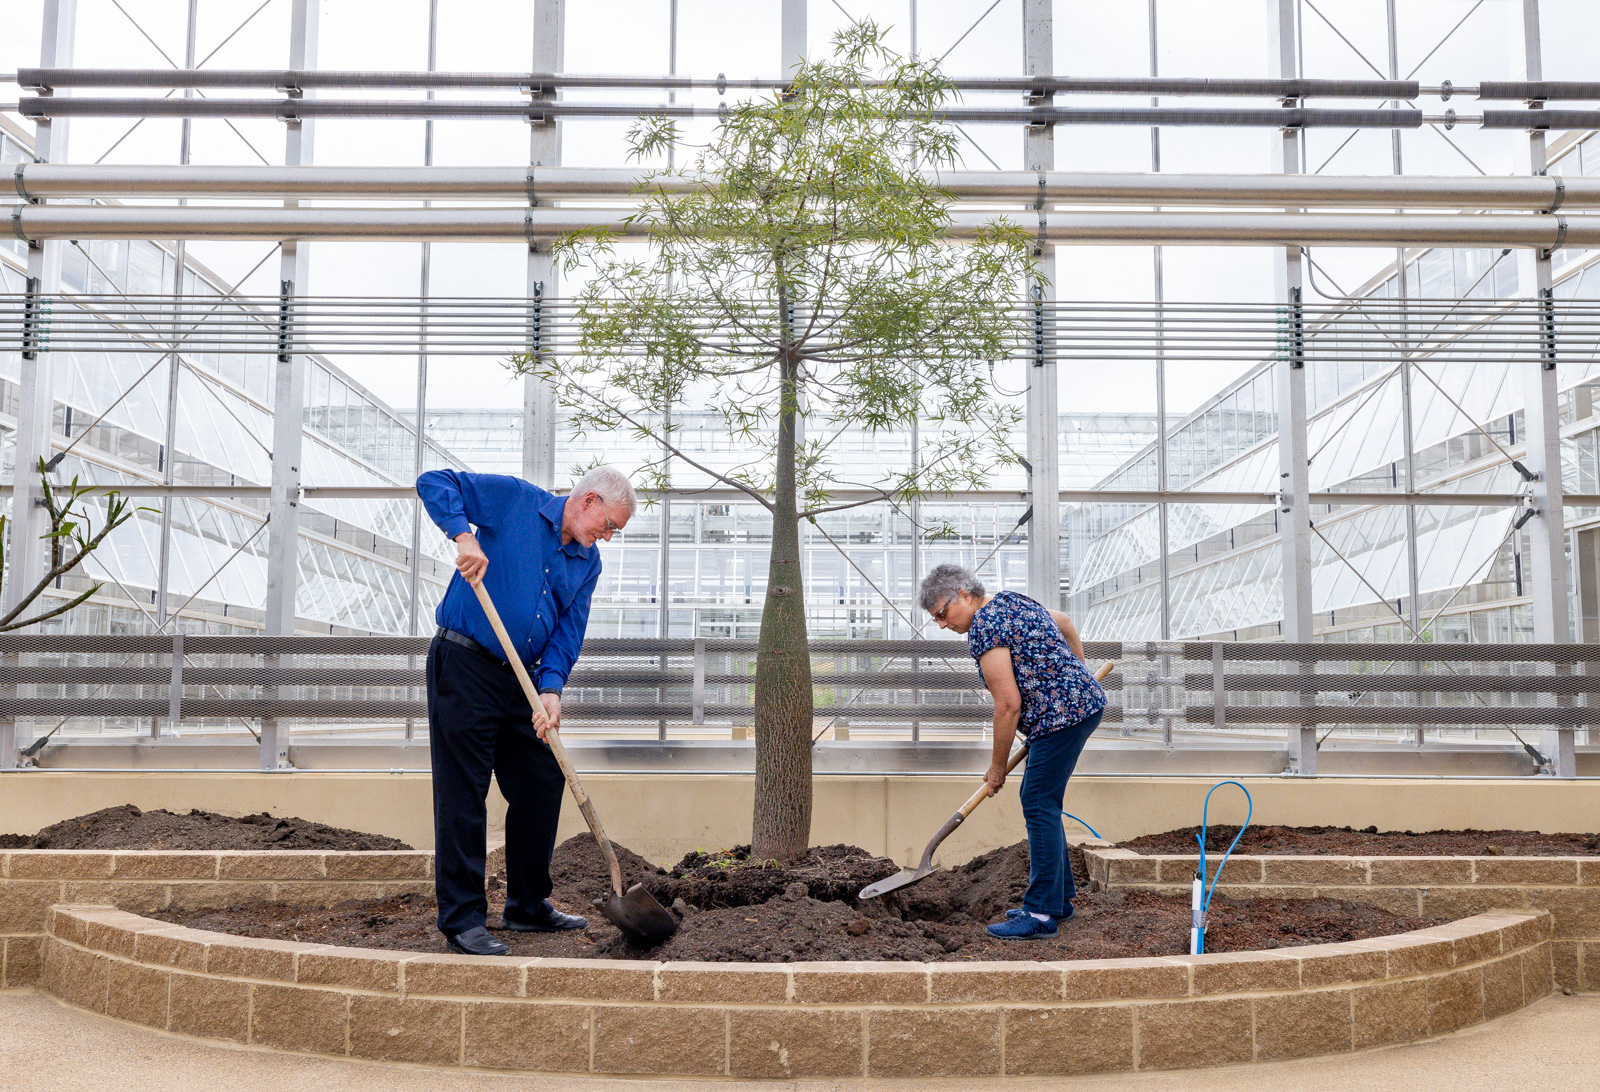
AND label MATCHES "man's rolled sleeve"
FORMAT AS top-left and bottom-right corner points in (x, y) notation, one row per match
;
(417, 469), (526, 541)
(536, 566), (599, 694)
